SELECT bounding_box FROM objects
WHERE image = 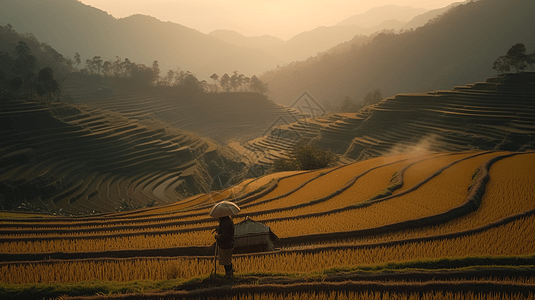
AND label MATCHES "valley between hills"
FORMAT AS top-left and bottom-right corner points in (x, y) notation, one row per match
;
(1, 71), (534, 299)
(1, 0), (535, 299)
